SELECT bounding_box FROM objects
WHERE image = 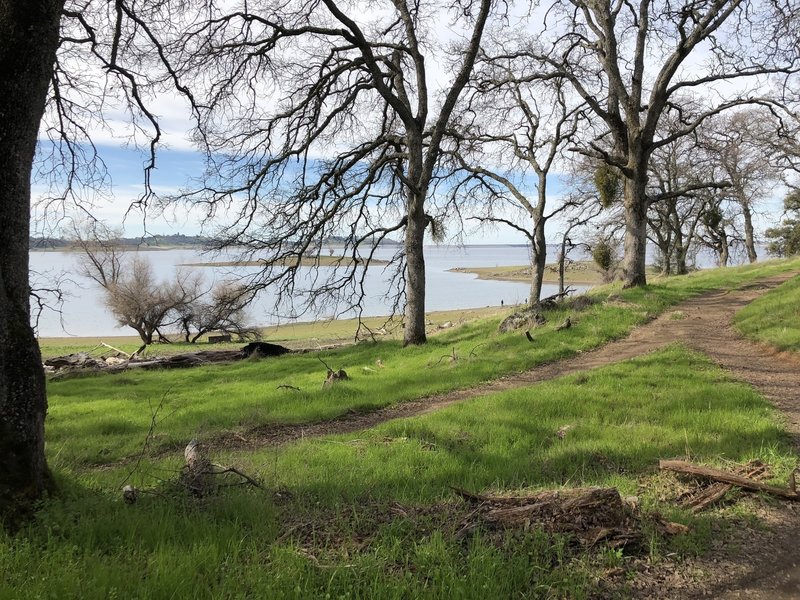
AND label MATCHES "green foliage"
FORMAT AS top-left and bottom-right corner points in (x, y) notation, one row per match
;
(765, 190), (800, 257)
(593, 163), (621, 208)
(735, 275), (800, 352)
(591, 238), (617, 282)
